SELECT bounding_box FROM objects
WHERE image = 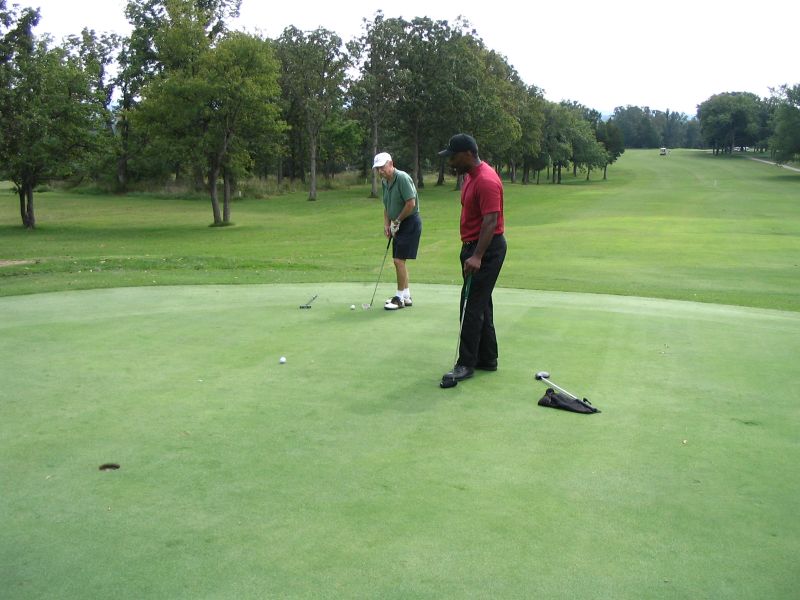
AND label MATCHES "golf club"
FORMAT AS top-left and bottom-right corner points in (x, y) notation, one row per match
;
(440, 274), (472, 388)
(363, 236), (393, 309)
(299, 294), (318, 309)
(535, 371), (580, 400)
